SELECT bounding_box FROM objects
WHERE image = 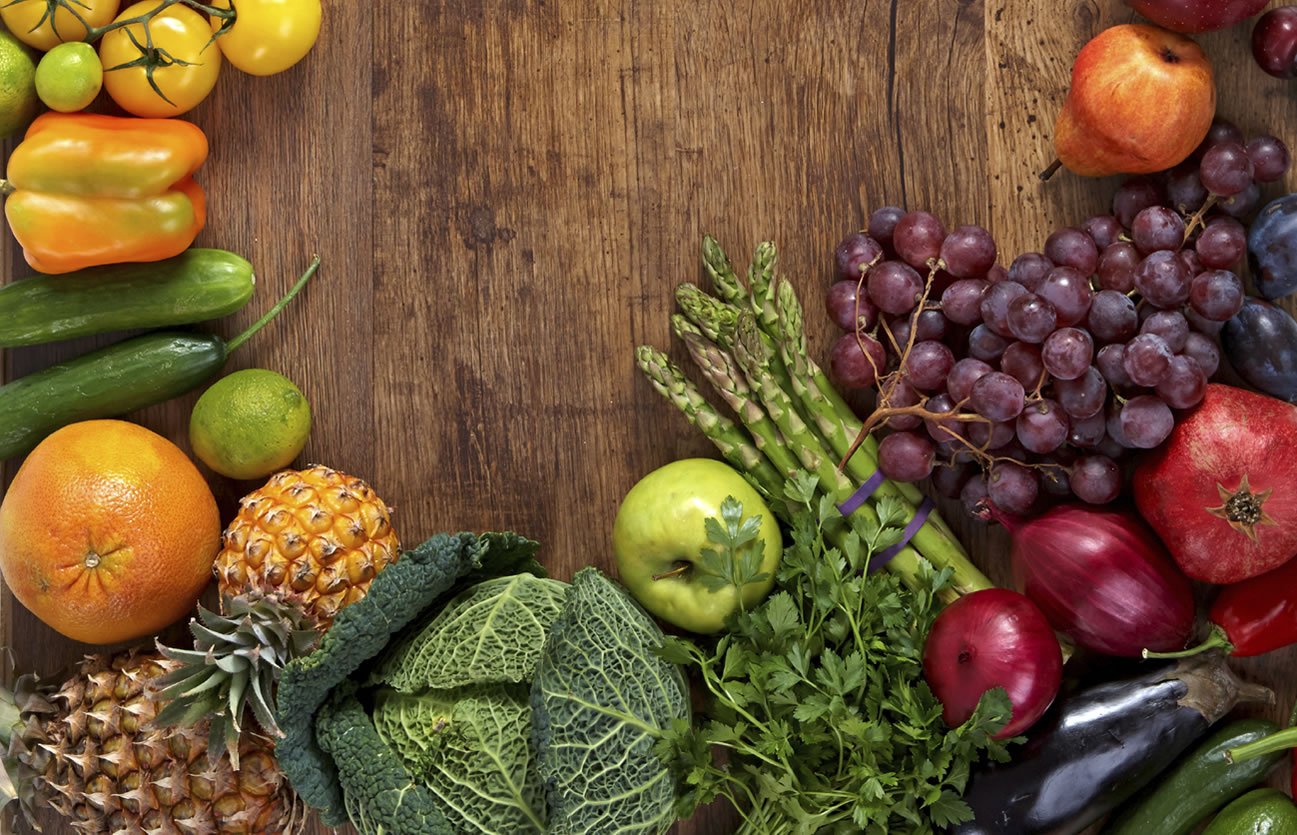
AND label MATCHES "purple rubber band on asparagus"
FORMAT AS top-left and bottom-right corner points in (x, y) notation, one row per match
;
(836, 470), (885, 517)
(869, 498), (934, 573)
